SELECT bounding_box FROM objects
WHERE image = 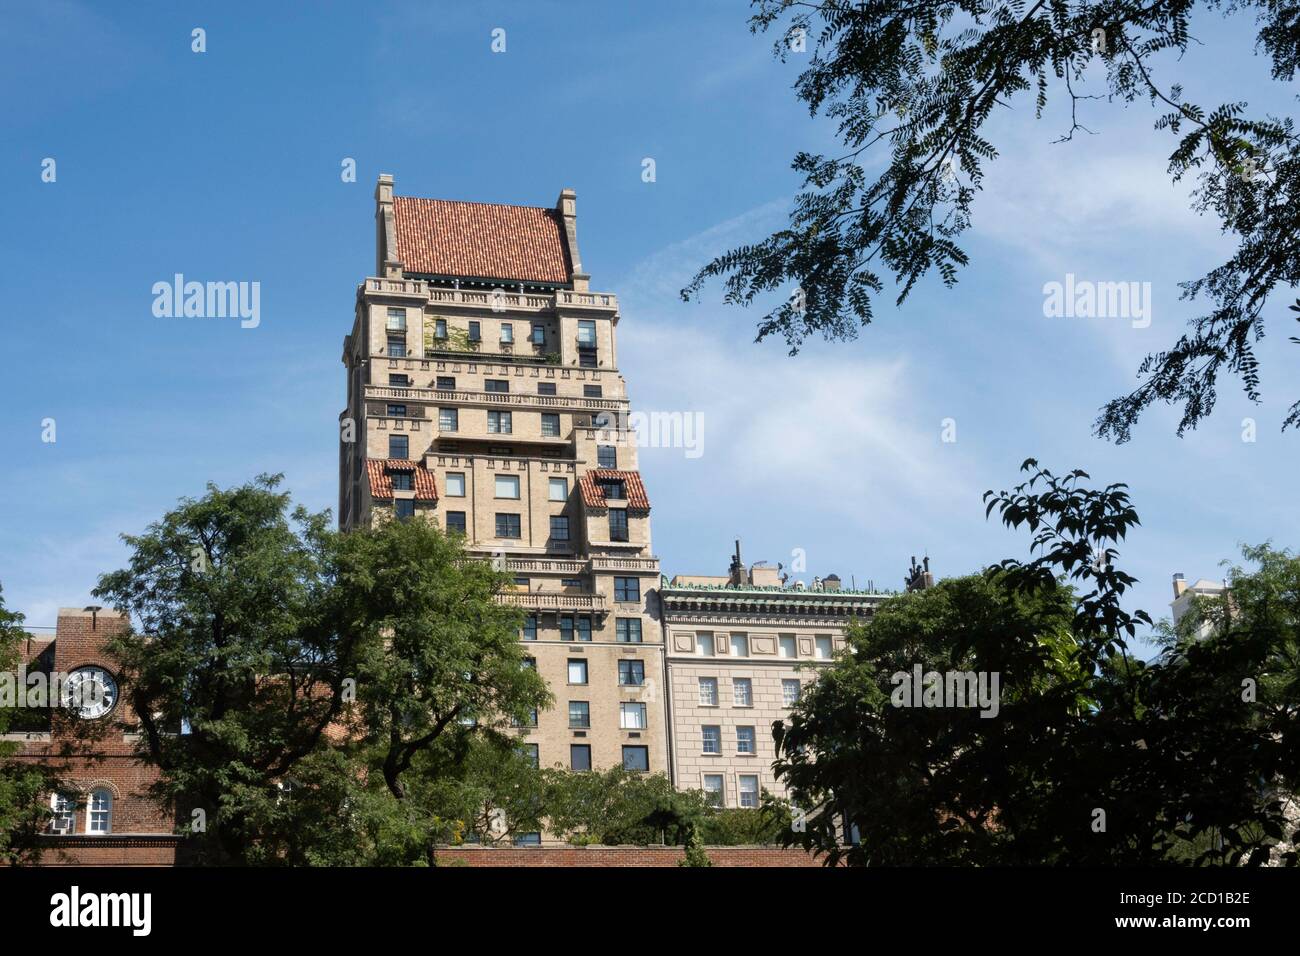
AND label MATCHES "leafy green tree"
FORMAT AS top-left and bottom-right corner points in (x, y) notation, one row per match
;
(541, 767), (707, 845)
(683, 1), (1300, 440)
(0, 586), (61, 864)
(94, 475), (549, 865)
(776, 460), (1299, 865)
